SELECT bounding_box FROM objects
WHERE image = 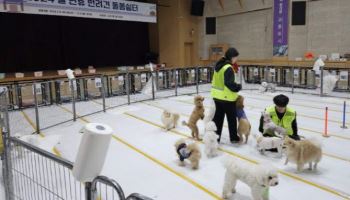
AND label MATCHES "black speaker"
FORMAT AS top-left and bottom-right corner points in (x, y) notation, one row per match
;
(206, 17), (216, 34)
(191, 0), (204, 16)
(292, 1), (306, 25)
